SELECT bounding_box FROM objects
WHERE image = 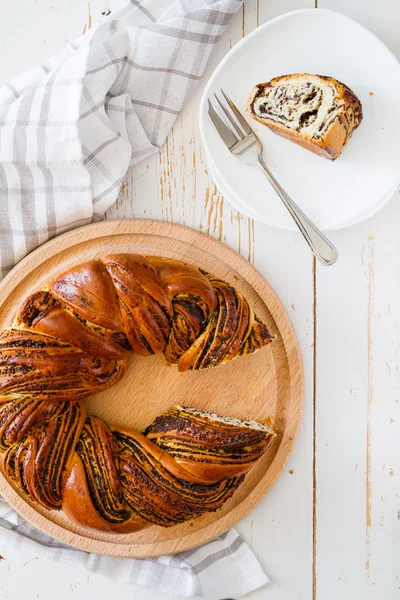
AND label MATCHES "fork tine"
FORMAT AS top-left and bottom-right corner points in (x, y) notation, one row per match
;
(220, 89), (252, 135)
(214, 93), (244, 139)
(208, 99), (238, 149)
